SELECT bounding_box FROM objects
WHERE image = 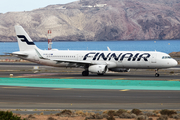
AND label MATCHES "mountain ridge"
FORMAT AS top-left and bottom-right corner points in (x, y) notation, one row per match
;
(0, 0), (180, 42)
